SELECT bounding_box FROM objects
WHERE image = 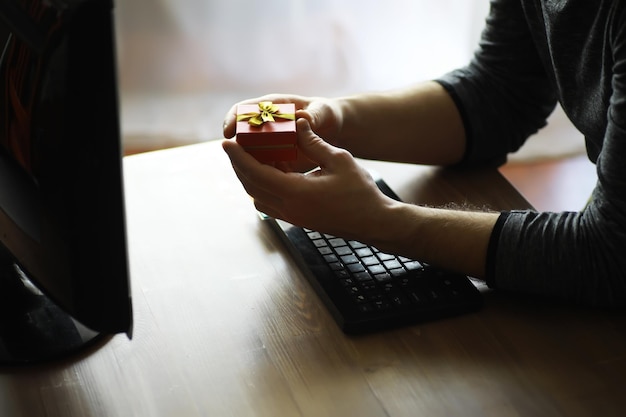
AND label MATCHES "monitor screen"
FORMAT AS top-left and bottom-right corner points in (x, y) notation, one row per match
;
(0, 0), (132, 365)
